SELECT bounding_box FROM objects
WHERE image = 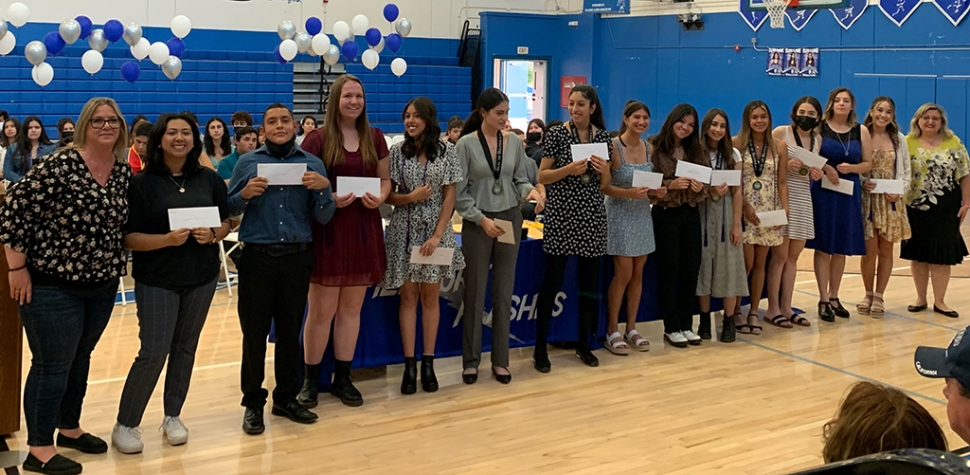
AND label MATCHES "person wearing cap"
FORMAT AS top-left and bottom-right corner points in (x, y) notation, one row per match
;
(914, 327), (970, 445)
